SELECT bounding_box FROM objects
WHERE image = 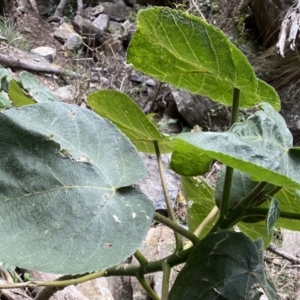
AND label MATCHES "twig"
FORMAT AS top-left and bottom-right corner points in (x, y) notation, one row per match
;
(267, 243), (300, 264)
